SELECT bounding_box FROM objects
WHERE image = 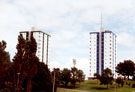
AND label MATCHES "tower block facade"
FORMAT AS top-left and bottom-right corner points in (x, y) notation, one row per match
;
(89, 28), (116, 77)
